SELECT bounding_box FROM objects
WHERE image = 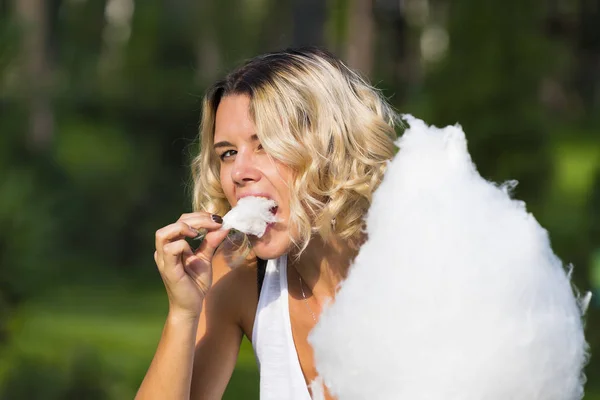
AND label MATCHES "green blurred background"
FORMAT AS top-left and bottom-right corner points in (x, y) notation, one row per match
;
(0, 0), (599, 398)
